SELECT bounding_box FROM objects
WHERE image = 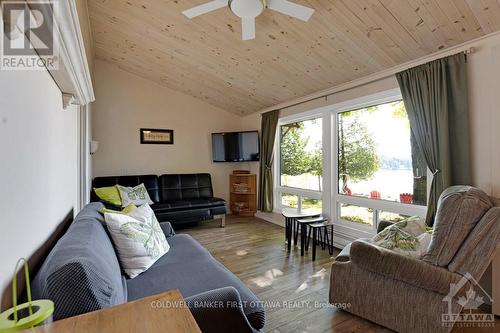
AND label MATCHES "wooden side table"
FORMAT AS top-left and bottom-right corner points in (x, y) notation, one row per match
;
(25, 289), (201, 333)
(305, 220), (334, 261)
(297, 216), (329, 258)
(281, 208), (320, 252)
